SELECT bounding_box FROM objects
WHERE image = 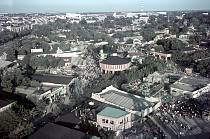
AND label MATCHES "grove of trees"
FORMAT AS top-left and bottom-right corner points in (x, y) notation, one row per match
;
(30, 55), (65, 69)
